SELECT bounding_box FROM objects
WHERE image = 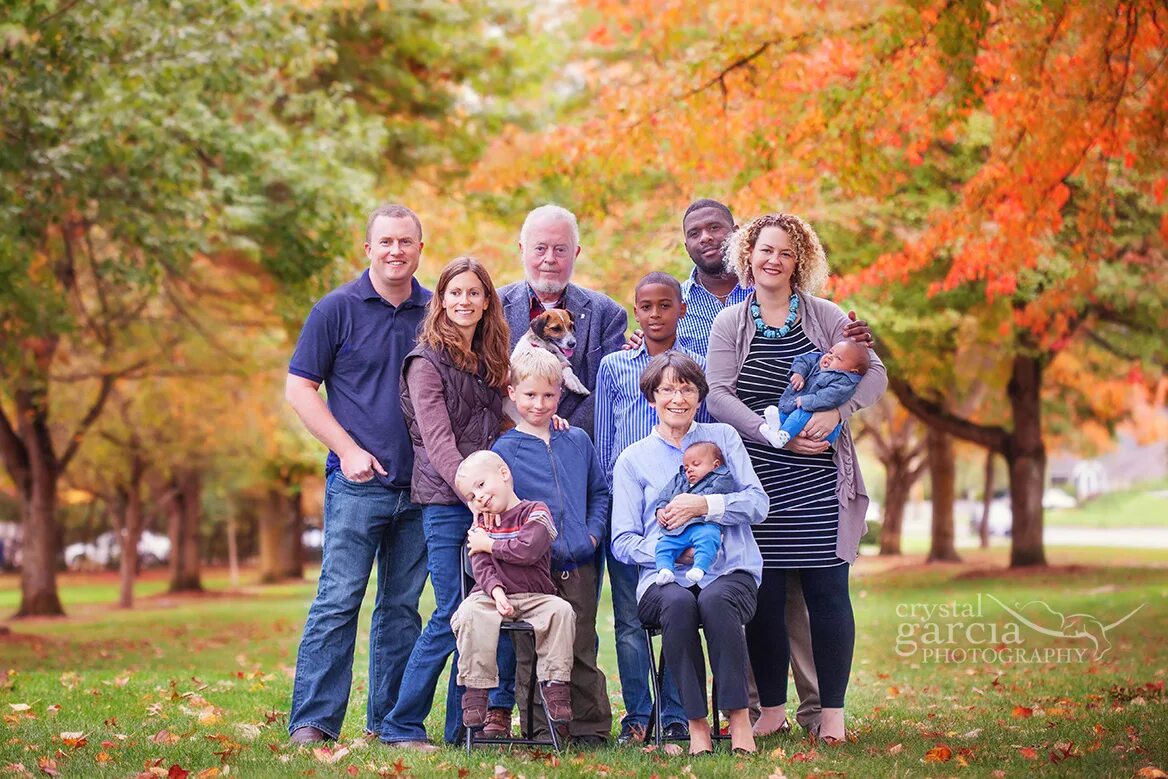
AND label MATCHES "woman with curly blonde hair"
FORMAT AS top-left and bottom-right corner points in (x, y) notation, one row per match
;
(384, 256), (512, 749)
(706, 214), (887, 745)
